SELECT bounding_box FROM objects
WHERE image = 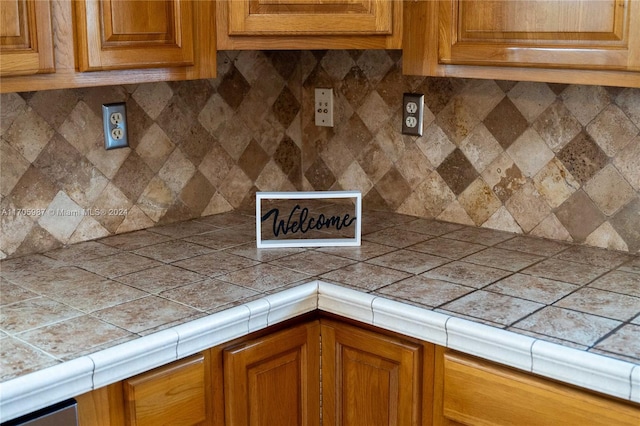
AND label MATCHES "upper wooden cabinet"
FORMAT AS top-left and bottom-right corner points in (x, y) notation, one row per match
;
(403, 0), (640, 87)
(1, 0), (215, 93)
(217, 0), (402, 49)
(75, 0), (195, 71)
(0, 0), (55, 77)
